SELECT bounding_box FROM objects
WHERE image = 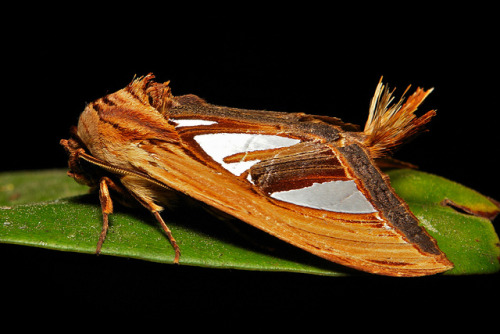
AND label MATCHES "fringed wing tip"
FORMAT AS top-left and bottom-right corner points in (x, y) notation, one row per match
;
(362, 79), (436, 158)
